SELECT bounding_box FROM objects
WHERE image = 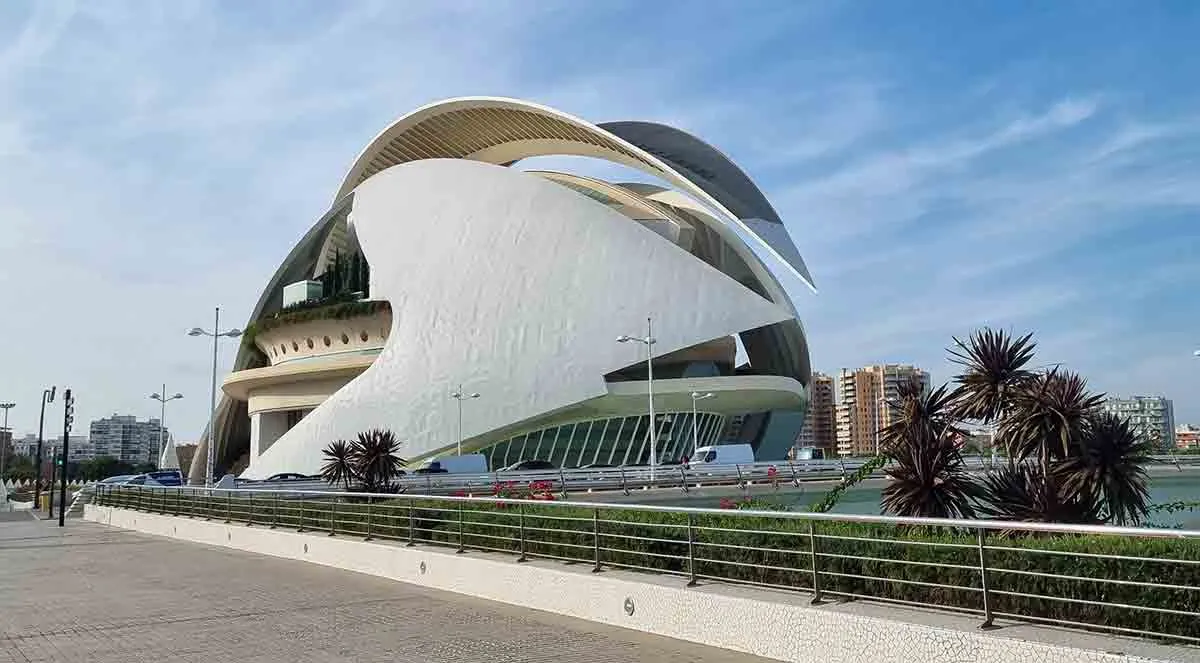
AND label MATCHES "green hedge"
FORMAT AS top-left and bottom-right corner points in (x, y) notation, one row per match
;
(98, 489), (1200, 641)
